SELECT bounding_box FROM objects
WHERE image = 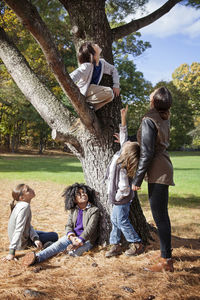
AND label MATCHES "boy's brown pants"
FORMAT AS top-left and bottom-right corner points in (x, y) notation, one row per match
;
(86, 84), (114, 111)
